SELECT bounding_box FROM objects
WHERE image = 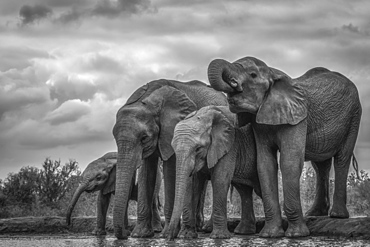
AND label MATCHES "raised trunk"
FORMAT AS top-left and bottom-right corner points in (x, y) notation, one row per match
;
(167, 152), (194, 240)
(113, 140), (141, 239)
(66, 181), (88, 225)
(208, 59), (238, 93)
